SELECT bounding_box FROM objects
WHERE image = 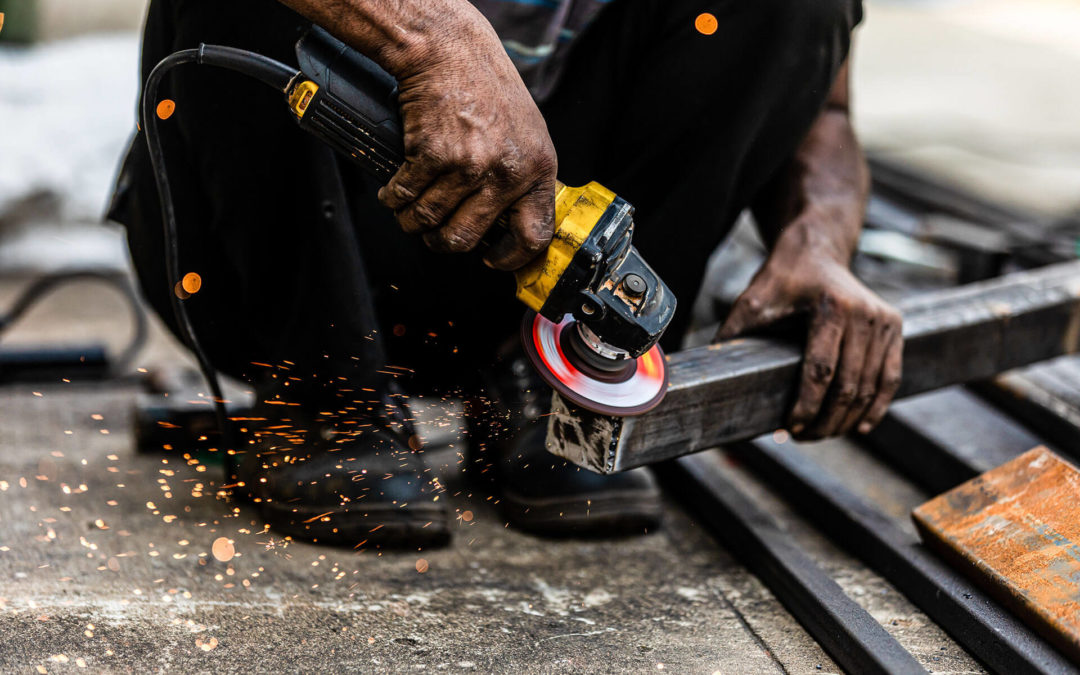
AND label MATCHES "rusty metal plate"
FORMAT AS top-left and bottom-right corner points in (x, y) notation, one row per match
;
(913, 446), (1080, 662)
